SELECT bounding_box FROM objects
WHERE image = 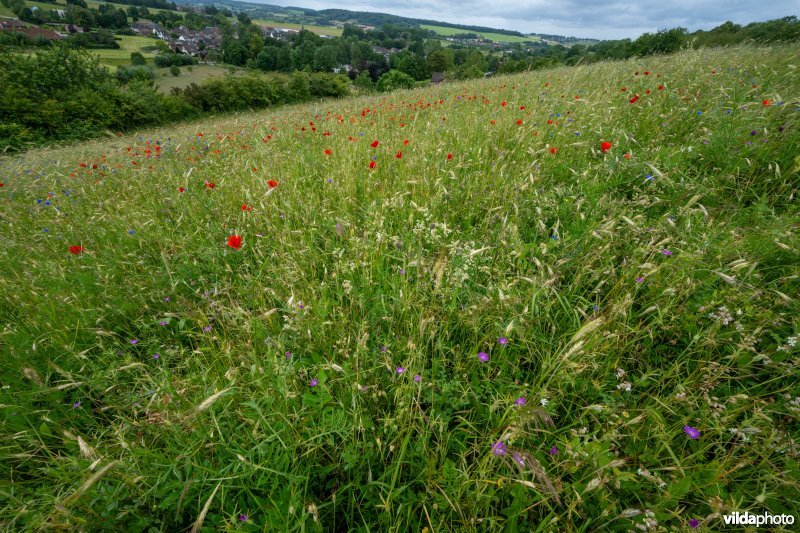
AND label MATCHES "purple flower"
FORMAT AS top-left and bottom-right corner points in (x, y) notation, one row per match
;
(396, 366), (405, 374)
(413, 374), (421, 382)
(164, 297), (170, 302)
(152, 353), (160, 359)
(515, 397), (526, 406)
(239, 514), (248, 522)
(381, 345), (387, 353)
(159, 321), (167, 326)
(661, 249), (672, 256)
(130, 339), (138, 345)
(688, 518), (699, 529)
(72, 401), (81, 409)
(491, 441), (507, 456)
(203, 325), (212, 332)
(477, 351), (489, 363)
(498, 337), (508, 346)
(549, 446), (559, 456)
(285, 351), (292, 359)
(683, 425), (700, 440)
(309, 378), (318, 387)
(512, 452), (525, 466)
(636, 276), (644, 283)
